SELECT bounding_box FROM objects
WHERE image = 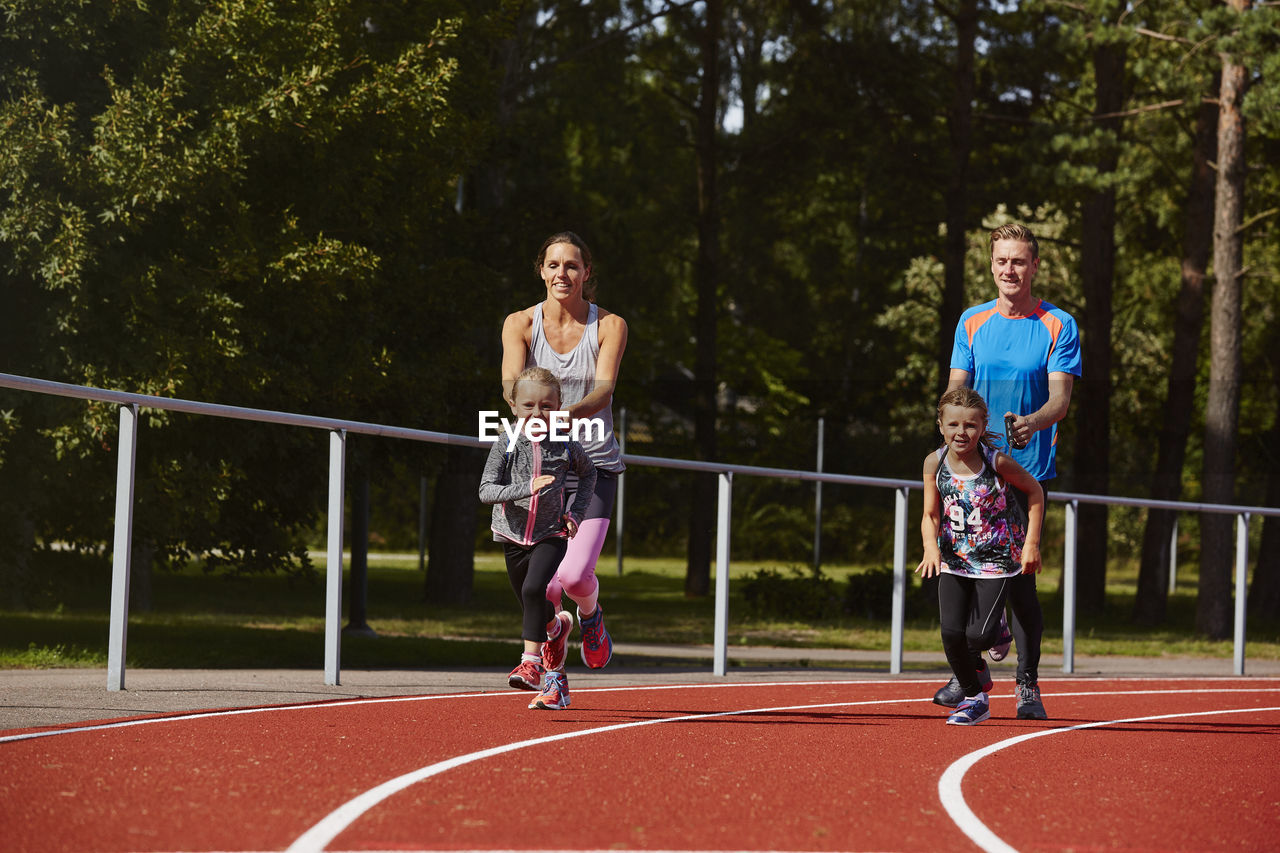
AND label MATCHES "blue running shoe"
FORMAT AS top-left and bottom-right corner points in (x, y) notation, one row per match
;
(946, 693), (990, 726)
